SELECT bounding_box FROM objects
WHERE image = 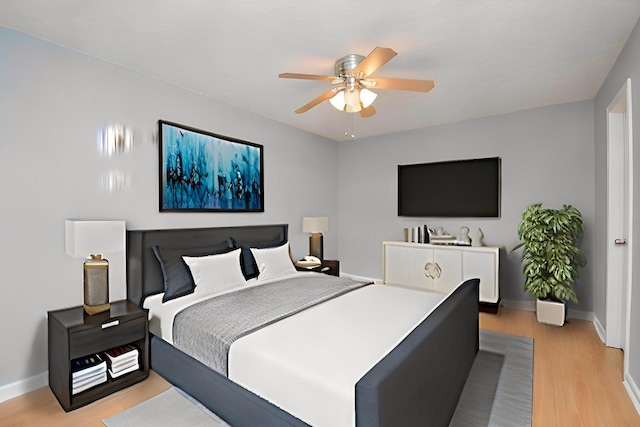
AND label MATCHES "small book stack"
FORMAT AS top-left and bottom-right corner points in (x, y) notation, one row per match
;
(71, 354), (107, 395)
(105, 345), (140, 379)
